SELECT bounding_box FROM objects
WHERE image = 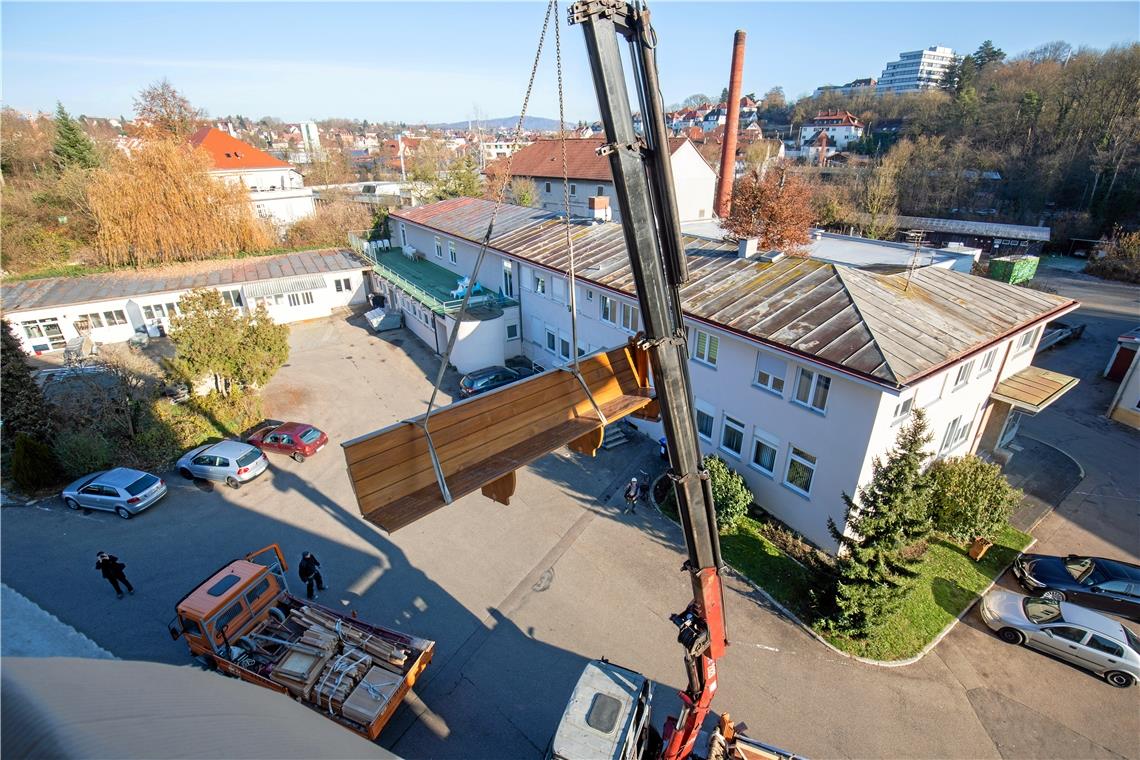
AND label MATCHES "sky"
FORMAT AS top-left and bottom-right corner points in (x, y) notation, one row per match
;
(2, 1), (1137, 125)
